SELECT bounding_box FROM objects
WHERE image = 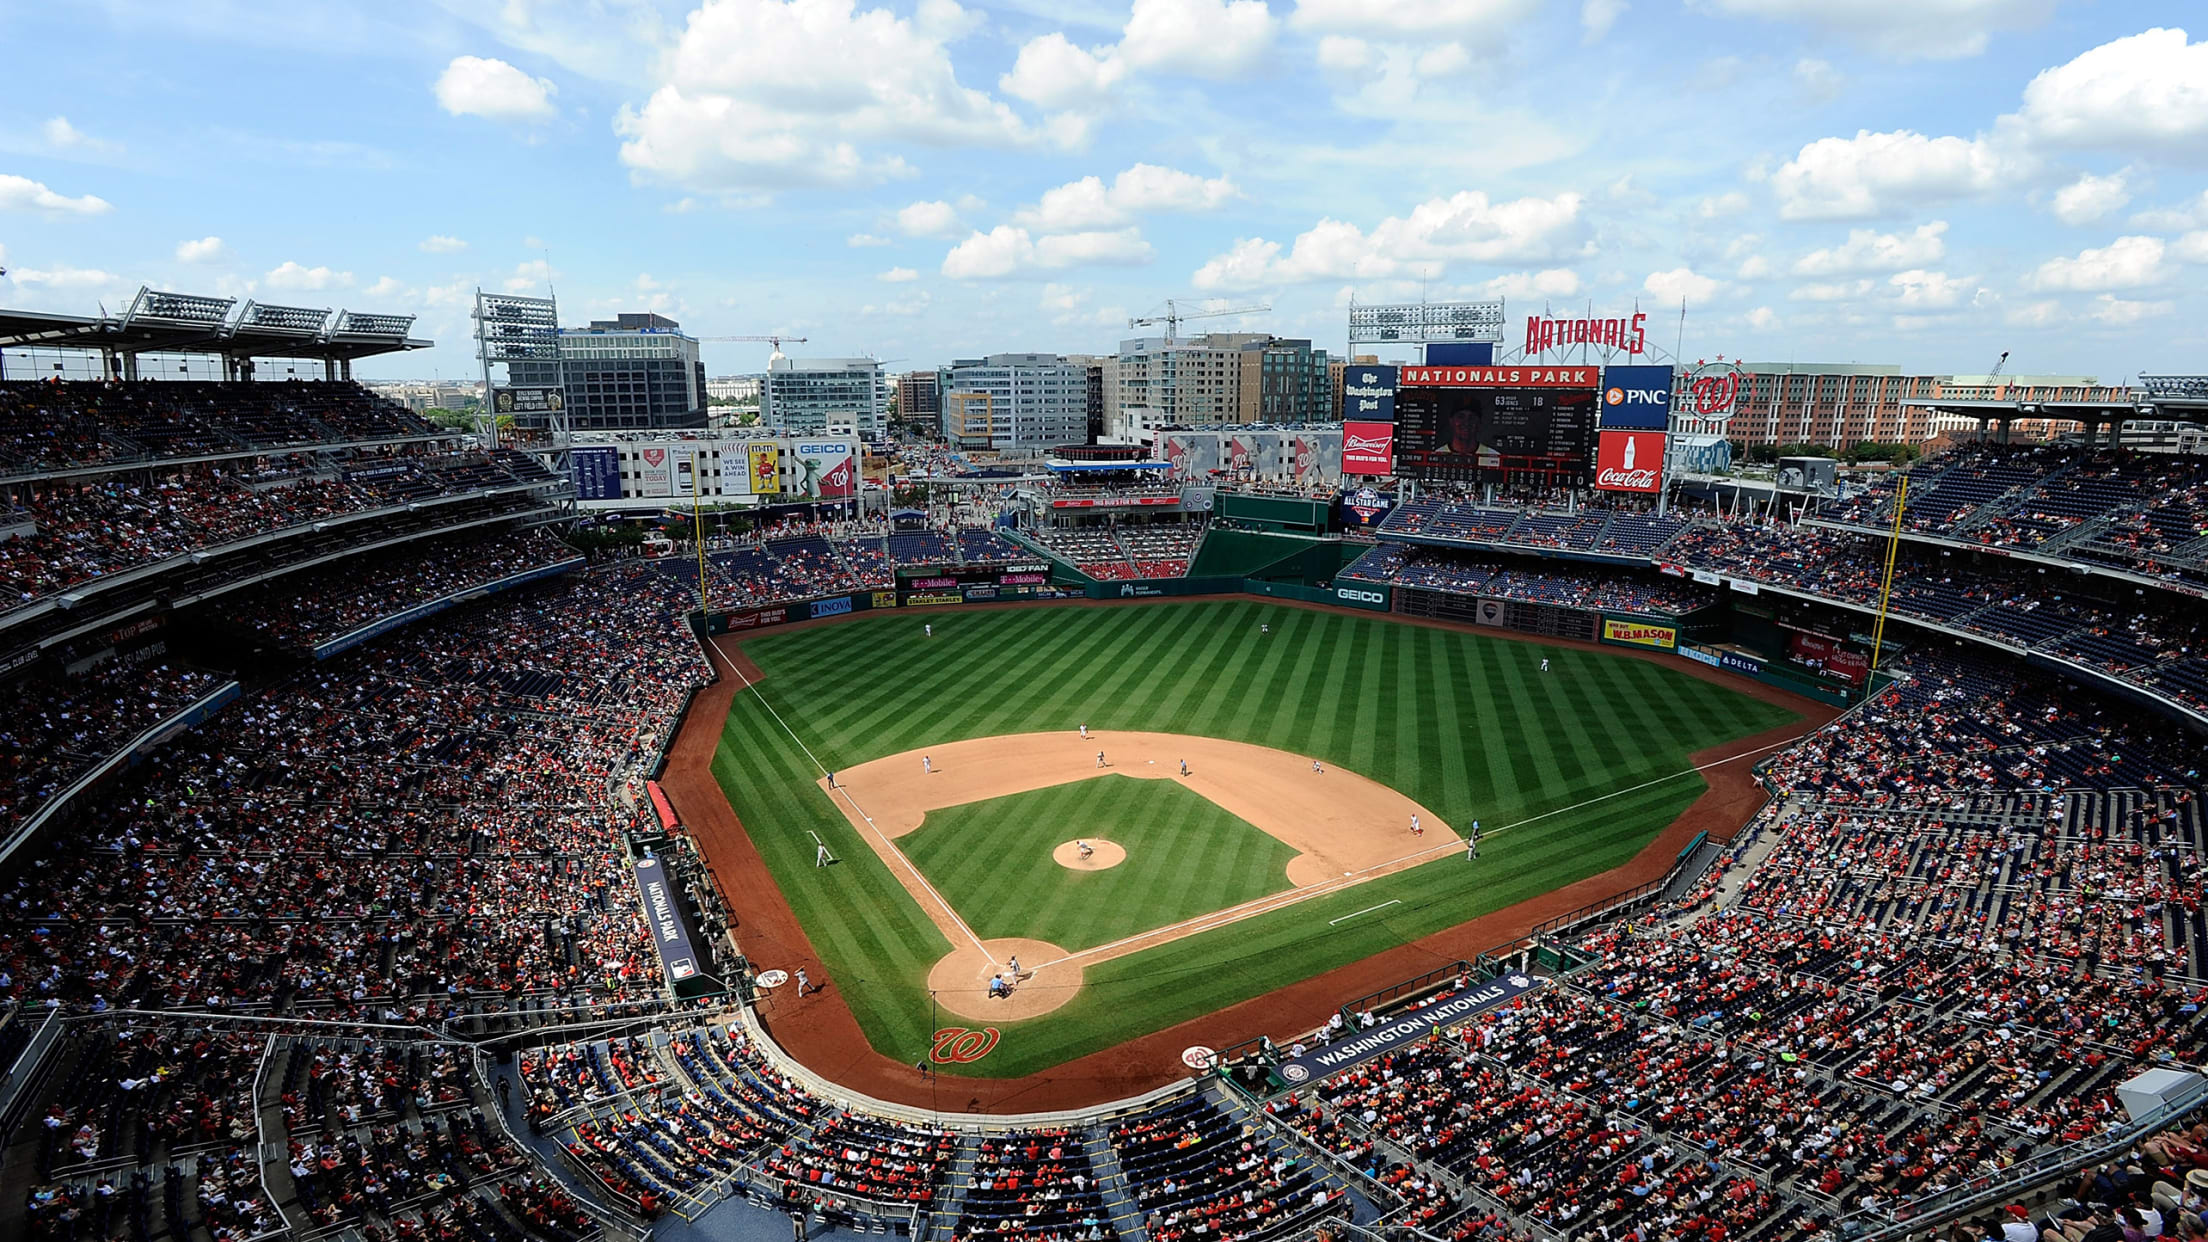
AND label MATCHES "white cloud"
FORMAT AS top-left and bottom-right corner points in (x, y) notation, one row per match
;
(2132, 191), (2208, 233)
(1015, 163), (1236, 231)
(2088, 294), (2173, 326)
(503, 258), (556, 292)
(1698, 192), (1750, 219)
(941, 226), (1153, 279)
(1580, 0), (1625, 41)
(7, 264), (121, 289)
(1737, 255), (1773, 279)
(1744, 306), (1780, 330)
(879, 266), (919, 282)
(1482, 269), (1582, 299)
(1771, 130), (2019, 219)
(1315, 35), (1371, 71)
(1120, 0), (1276, 76)
(1000, 32), (1127, 110)
(1644, 267), (1722, 304)
(2176, 231), (2208, 264)
(2007, 28), (2208, 159)
(1793, 57), (1843, 101)
(419, 234), (469, 253)
(896, 200), (965, 238)
(1689, 0), (2055, 60)
(364, 276), (405, 298)
(847, 233), (892, 247)
(2006, 299), (2062, 327)
(434, 55), (557, 121)
(2028, 235), (2166, 291)
(1292, 0), (1537, 39)
(1790, 279), (1875, 302)
(174, 236), (229, 263)
(42, 116), (119, 154)
(2049, 171), (2130, 226)
(264, 261), (353, 291)
(0, 173), (112, 215)
(1791, 221), (1949, 275)
(619, 0), (1033, 193)
(1888, 268), (1971, 309)
(1191, 190), (1586, 289)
